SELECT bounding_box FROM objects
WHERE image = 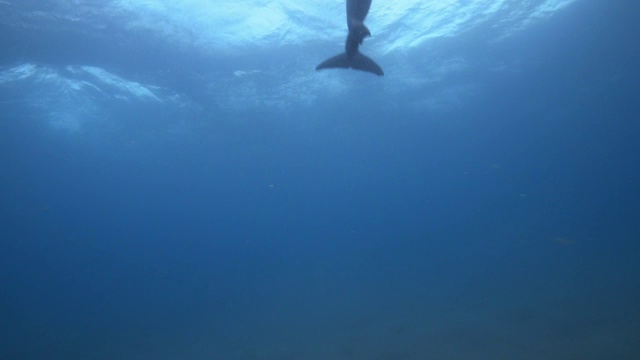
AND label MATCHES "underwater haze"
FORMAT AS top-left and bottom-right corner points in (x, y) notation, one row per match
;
(1, 0), (639, 359)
